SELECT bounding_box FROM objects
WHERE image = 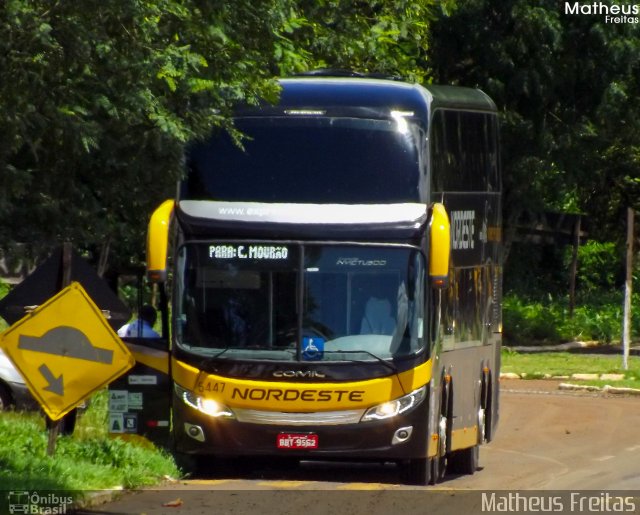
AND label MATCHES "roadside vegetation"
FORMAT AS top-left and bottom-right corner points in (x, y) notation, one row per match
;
(504, 241), (640, 347)
(501, 349), (640, 389)
(503, 292), (640, 346)
(0, 390), (179, 491)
